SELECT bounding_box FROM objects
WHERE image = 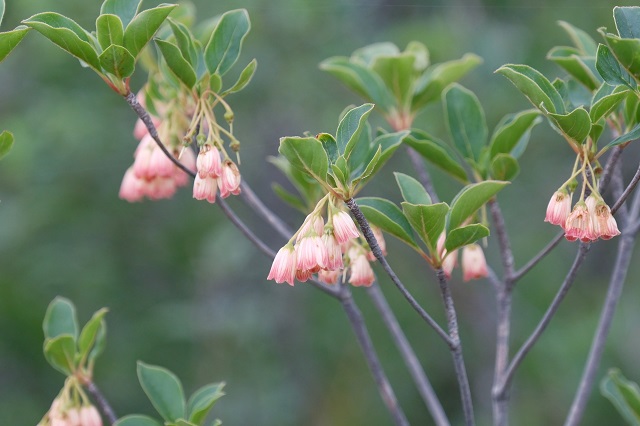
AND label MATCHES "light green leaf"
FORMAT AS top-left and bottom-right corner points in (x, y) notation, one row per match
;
(101, 0), (142, 28)
(272, 183), (307, 212)
(404, 132), (468, 182)
(204, 9), (250, 76)
(596, 43), (637, 90)
(99, 44), (135, 79)
(222, 59), (256, 95)
(614, 6), (640, 39)
(317, 133), (338, 164)
(443, 83), (487, 161)
(336, 103), (375, 160)
(155, 39), (196, 88)
(356, 197), (419, 249)
(352, 130), (407, 187)
(278, 137), (328, 185)
(137, 362), (186, 422)
(168, 18), (198, 68)
(0, 130), (14, 160)
(372, 53), (415, 106)
(187, 383), (225, 424)
(590, 84), (629, 122)
(88, 318), (107, 363)
(0, 27), (30, 63)
(43, 335), (76, 375)
(209, 73), (221, 93)
(114, 415), (163, 426)
(490, 154), (520, 181)
(77, 308), (108, 363)
(123, 4), (176, 59)
(624, 92), (640, 125)
(401, 202), (449, 252)
(602, 33), (640, 81)
(558, 20), (598, 56)
(22, 13), (100, 70)
(331, 156), (349, 188)
(96, 14), (124, 50)
(547, 46), (600, 90)
(490, 109), (541, 159)
(352, 42), (399, 66)
(601, 368), (640, 425)
(447, 181), (509, 231)
(444, 224), (490, 252)
(496, 64), (565, 114)
(43, 296), (78, 341)
(395, 172), (431, 205)
(548, 107), (592, 144)
(603, 123), (640, 151)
